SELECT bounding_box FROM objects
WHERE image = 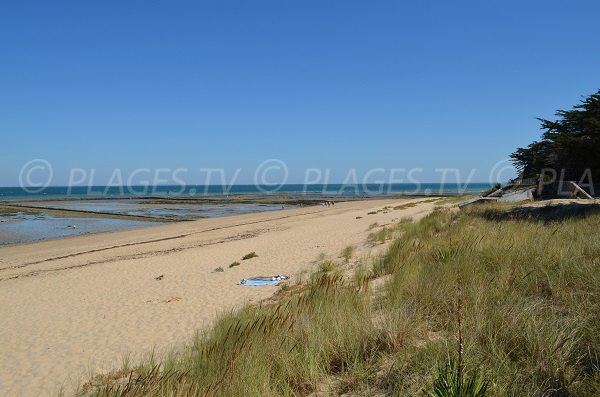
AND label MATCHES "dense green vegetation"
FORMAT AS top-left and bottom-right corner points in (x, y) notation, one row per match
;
(80, 203), (600, 396)
(511, 89), (600, 181)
